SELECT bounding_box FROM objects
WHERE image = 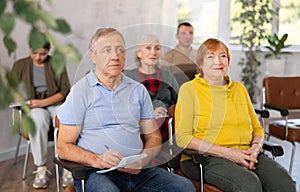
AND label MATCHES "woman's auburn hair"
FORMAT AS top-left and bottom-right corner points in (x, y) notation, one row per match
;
(196, 38), (231, 76)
